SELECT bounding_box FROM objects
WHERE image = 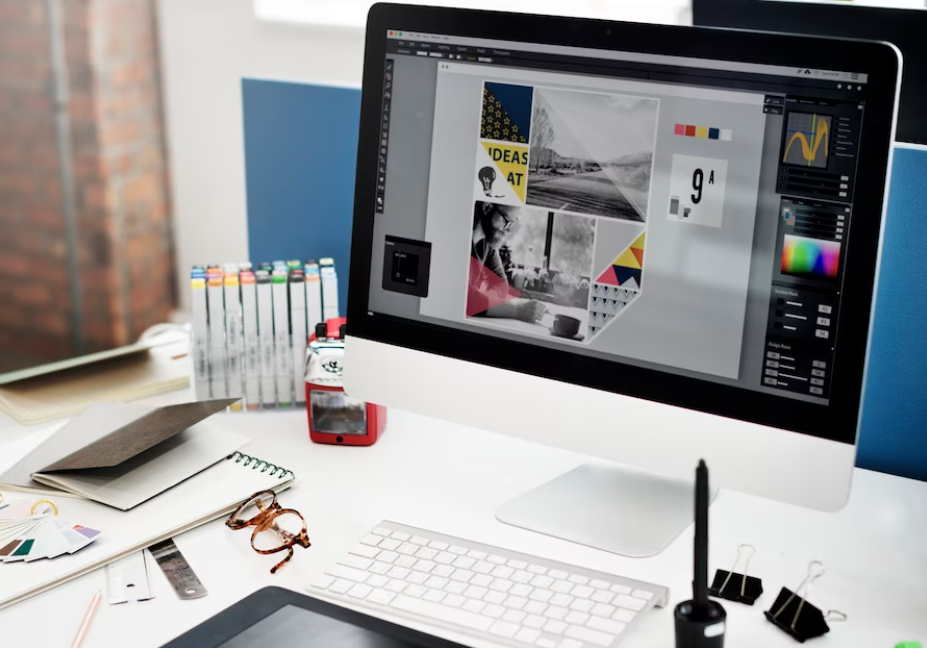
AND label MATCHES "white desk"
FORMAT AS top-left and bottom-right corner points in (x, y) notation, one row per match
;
(0, 394), (925, 648)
